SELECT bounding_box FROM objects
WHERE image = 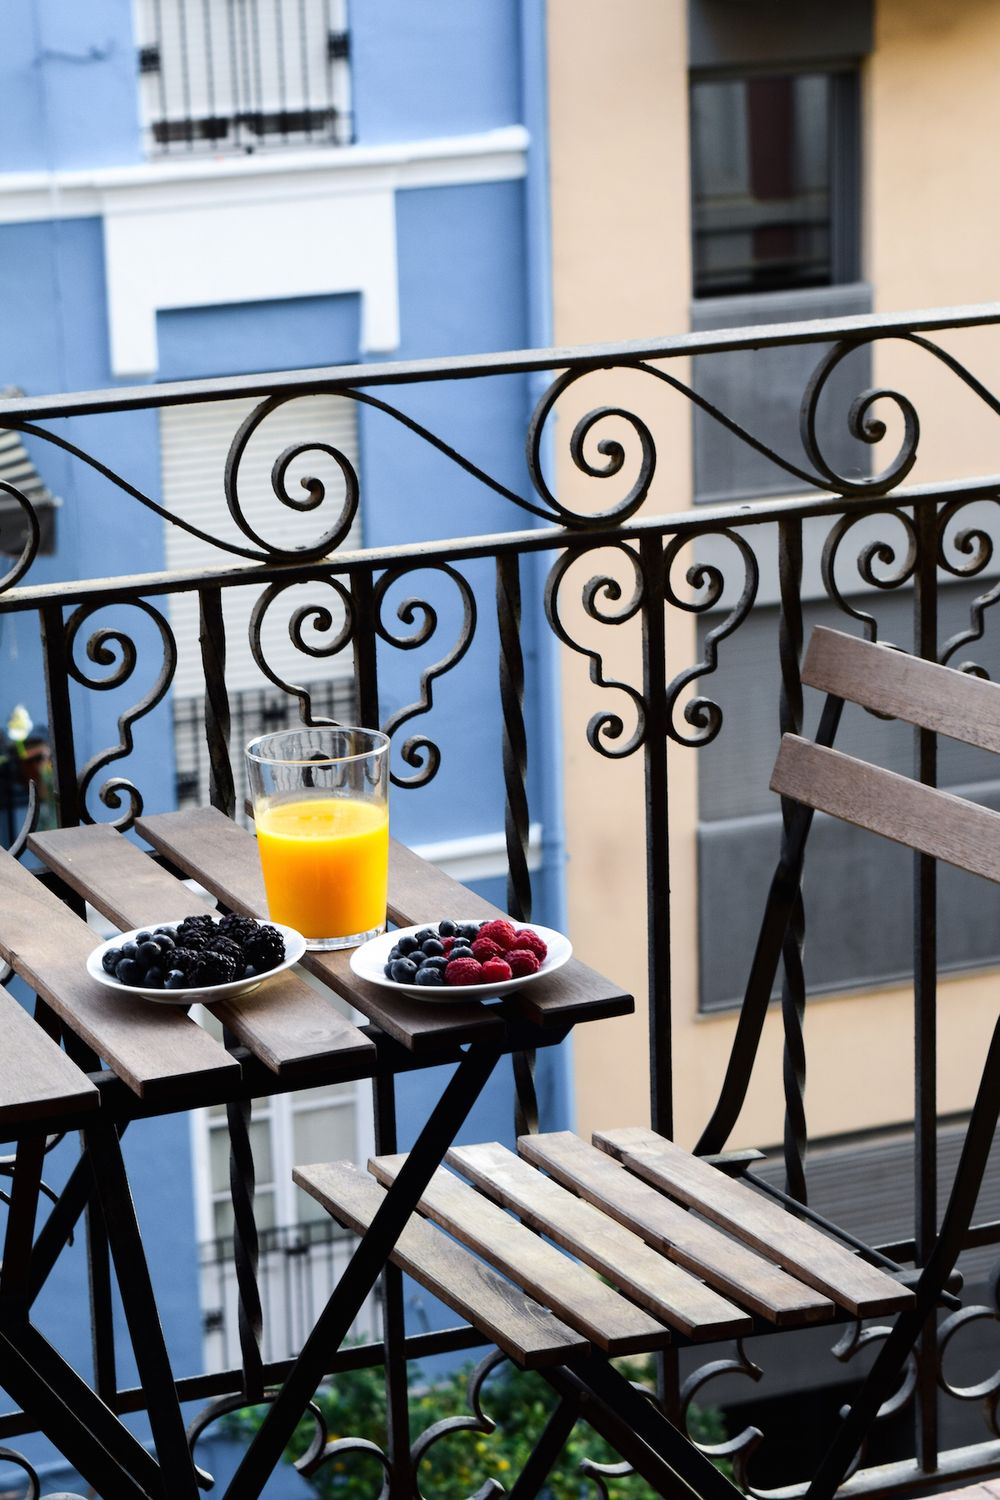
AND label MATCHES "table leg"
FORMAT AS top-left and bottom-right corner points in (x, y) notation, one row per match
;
(223, 1042), (503, 1500)
(0, 1133), (46, 1302)
(84, 1117), (203, 1500)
